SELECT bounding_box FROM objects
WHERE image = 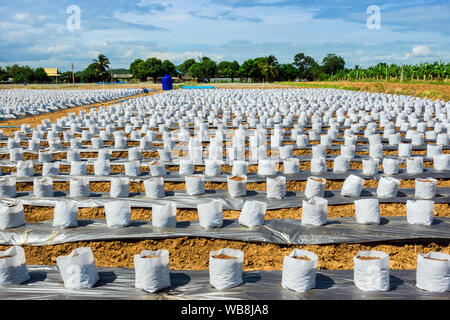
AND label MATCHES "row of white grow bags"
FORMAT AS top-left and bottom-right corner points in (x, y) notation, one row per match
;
(1, 246), (448, 293)
(0, 88), (142, 119)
